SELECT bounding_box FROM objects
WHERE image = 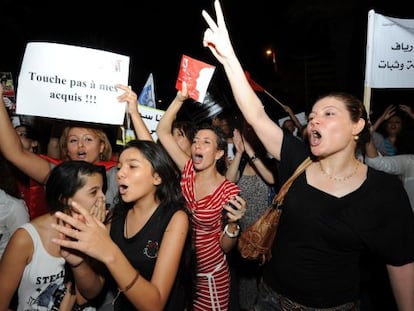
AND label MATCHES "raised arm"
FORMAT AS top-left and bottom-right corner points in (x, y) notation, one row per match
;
(399, 104), (414, 120)
(371, 104), (396, 133)
(225, 129), (244, 182)
(156, 85), (191, 171)
(0, 84), (52, 183)
(202, 0), (283, 160)
(365, 127), (380, 158)
(116, 84), (153, 141)
(243, 137), (275, 184)
(282, 104), (303, 132)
